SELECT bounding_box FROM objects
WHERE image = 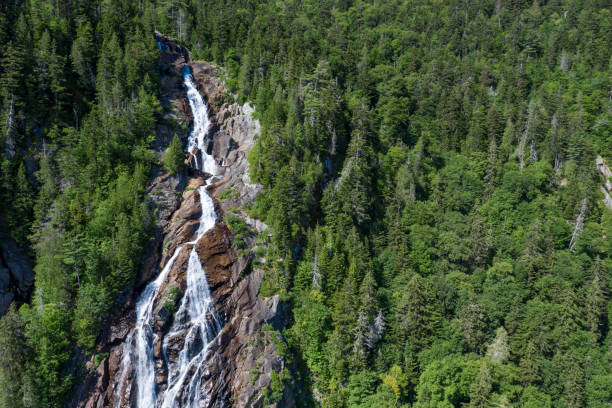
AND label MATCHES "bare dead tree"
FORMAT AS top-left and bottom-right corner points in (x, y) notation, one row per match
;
(569, 198), (588, 252)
